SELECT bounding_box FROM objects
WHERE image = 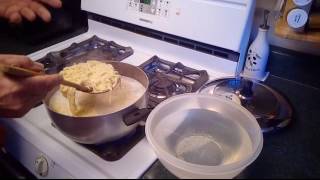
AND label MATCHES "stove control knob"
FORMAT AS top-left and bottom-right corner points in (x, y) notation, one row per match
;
(35, 156), (49, 177)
